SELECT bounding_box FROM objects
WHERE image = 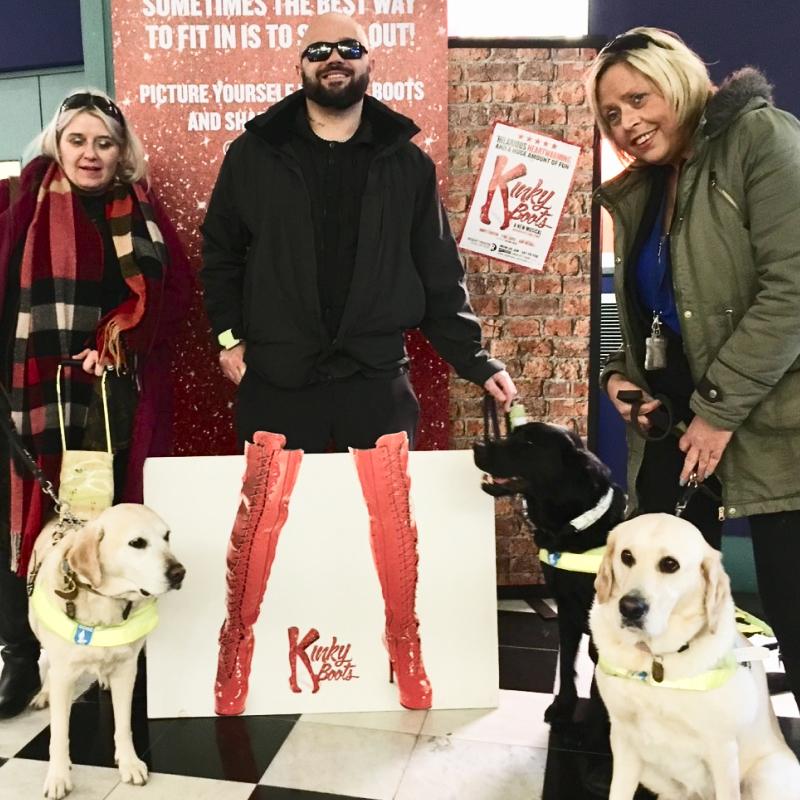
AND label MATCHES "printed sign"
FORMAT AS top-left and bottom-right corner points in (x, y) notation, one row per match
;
(460, 121), (580, 271)
(111, 0), (449, 228)
(109, 0), (452, 455)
